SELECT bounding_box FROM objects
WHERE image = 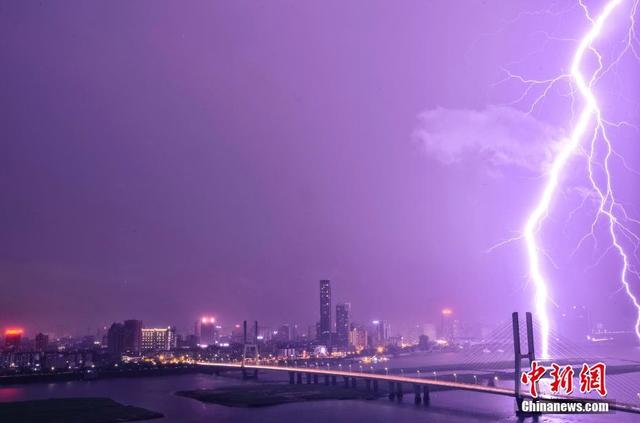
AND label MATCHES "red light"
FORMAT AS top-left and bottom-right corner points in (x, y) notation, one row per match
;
(5, 328), (24, 336)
